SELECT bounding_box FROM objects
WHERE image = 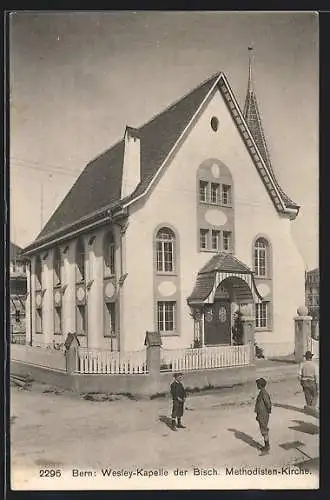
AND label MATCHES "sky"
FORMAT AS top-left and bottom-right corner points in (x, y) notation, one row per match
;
(9, 11), (319, 269)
